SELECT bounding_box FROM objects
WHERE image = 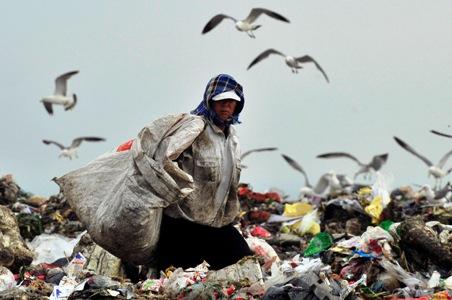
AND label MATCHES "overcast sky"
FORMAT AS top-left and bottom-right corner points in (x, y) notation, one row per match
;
(1, 1), (451, 198)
